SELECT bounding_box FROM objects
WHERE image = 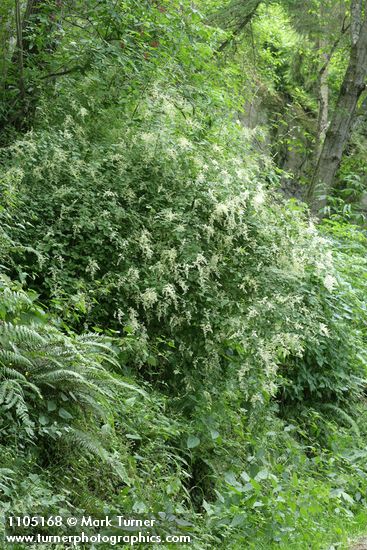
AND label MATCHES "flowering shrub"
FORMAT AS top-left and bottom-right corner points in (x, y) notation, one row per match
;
(1, 98), (362, 414)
